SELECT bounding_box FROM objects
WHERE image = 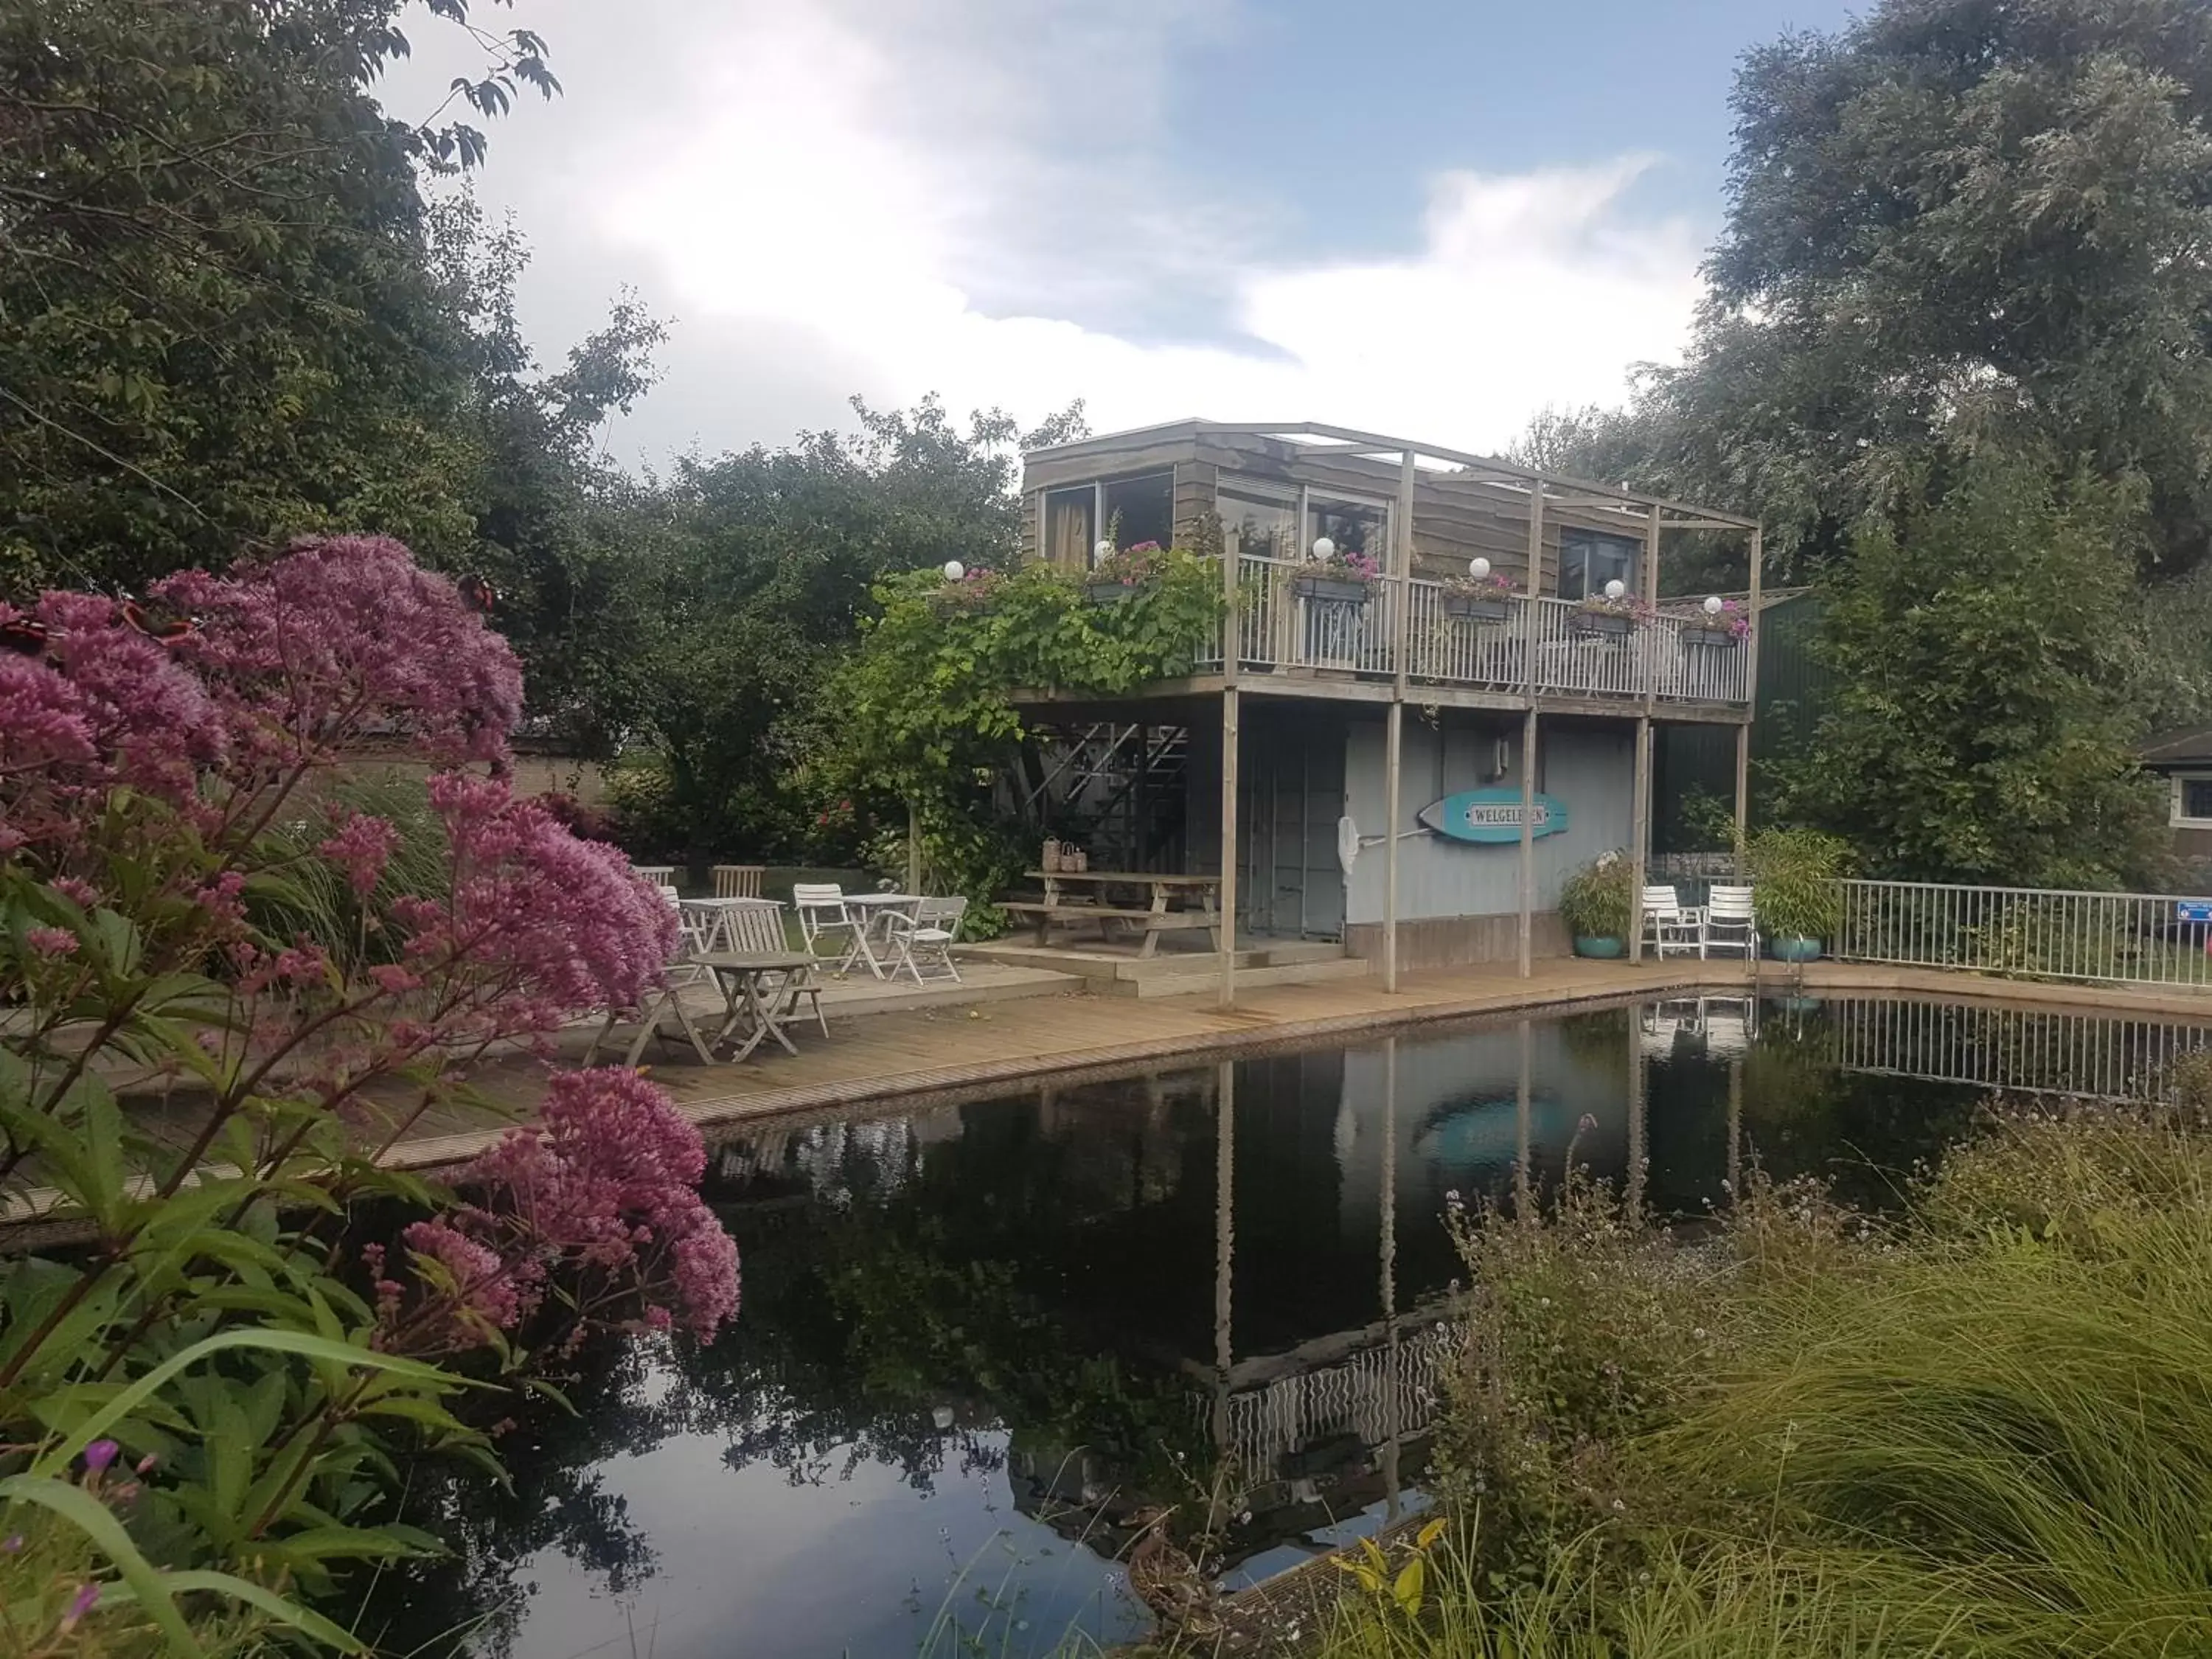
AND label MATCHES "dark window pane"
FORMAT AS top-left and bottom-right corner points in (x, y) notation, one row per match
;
(1559, 529), (1638, 599)
(2185, 779), (2212, 821)
(1308, 496), (1388, 561)
(1102, 473), (1174, 555)
(1044, 487), (1095, 566)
